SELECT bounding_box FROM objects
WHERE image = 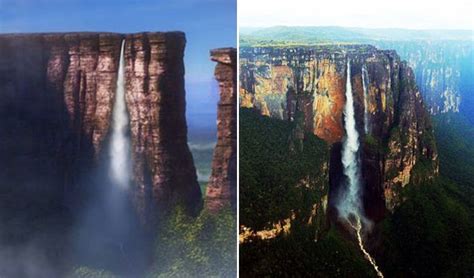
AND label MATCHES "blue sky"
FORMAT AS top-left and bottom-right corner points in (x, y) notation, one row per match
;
(0, 0), (236, 121)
